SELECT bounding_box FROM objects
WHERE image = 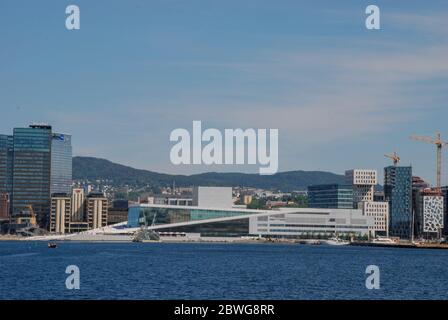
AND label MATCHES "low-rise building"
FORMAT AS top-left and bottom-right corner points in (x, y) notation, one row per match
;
(249, 208), (374, 238)
(128, 204), (374, 239)
(360, 201), (389, 236)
